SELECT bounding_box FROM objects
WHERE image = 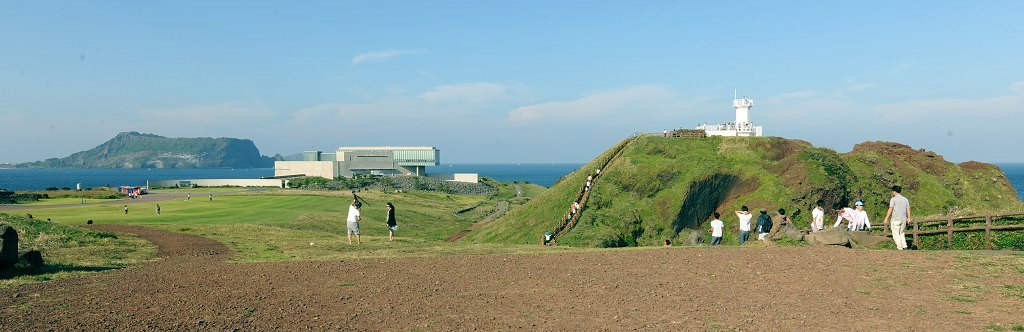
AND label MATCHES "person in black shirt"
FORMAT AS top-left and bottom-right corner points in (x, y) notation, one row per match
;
(386, 202), (398, 241)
